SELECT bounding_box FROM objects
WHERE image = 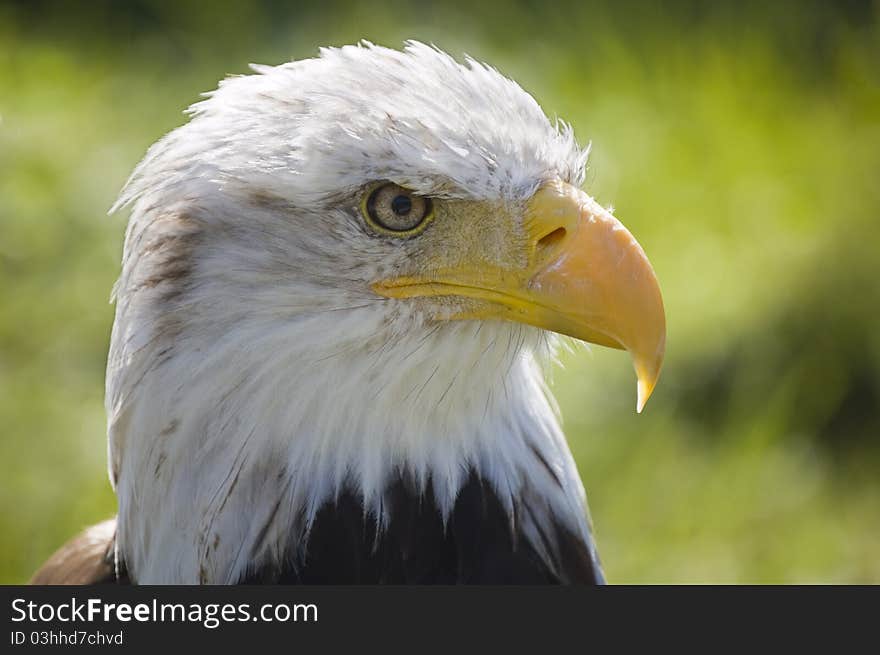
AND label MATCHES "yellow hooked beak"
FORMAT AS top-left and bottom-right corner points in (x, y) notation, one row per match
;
(372, 180), (666, 412)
